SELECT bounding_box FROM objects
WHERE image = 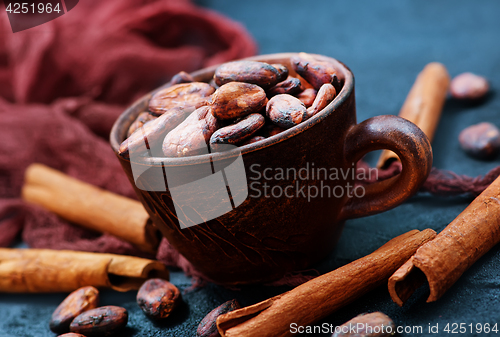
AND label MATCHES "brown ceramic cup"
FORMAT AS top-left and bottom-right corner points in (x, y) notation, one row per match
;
(110, 53), (432, 285)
